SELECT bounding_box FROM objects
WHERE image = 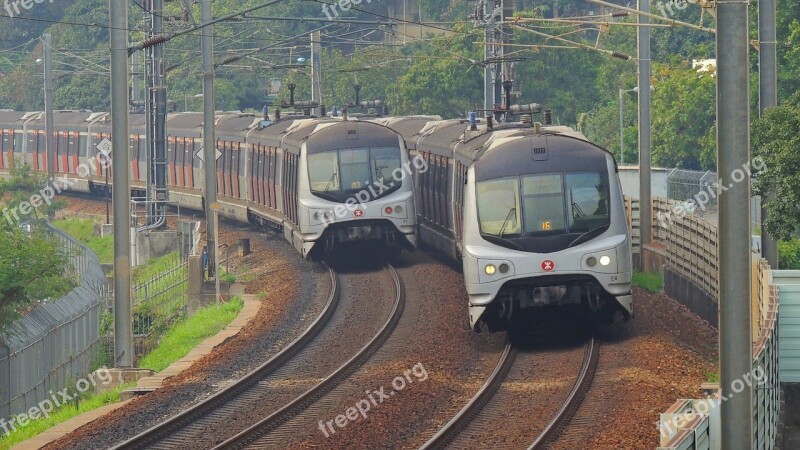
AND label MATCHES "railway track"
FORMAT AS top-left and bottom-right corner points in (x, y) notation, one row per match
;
(112, 263), (405, 450)
(421, 334), (599, 450)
